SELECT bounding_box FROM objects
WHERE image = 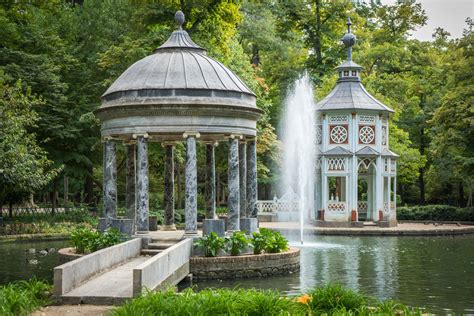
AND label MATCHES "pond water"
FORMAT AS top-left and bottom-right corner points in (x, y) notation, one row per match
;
(195, 234), (474, 314)
(0, 239), (68, 285)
